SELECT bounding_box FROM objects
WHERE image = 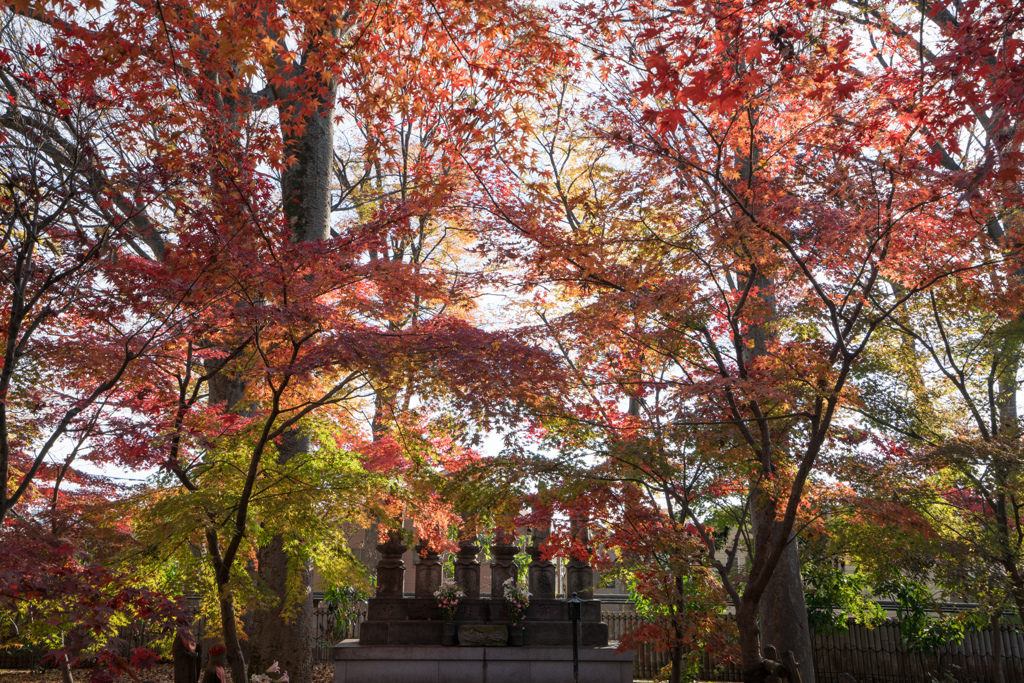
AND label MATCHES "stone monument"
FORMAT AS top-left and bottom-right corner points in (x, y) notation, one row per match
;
(490, 528), (520, 597)
(413, 540), (442, 598)
(566, 515), (594, 598)
(374, 530), (407, 598)
(337, 523), (633, 683)
(527, 523), (557, 600)
(453, 534), (481, 598)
